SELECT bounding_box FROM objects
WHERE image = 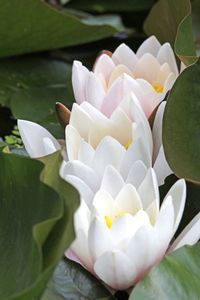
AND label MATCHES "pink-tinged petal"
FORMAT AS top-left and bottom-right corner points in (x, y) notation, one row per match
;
(85, 72), (105, 109)
(101, 74), (137, 117)
(92, 136), (125, 177)
(169, 212), (200, 252)
(126, 225), (159, 281)
(153, 145), (172, 186)
(152, 101), (166, 161)
(115, 184), (142, 214)
(93, 53), (115, 81)
(138, 168), (159, 211)
(62, 160), (99, 192)
(78, 139), (95, 166)
(126, 160), (147, 188)
(136, 36), (161, 58)
(65, 175), (94, 207)
(18, 120), (60, 158)
(88, 216), (114, 261)
(157, 43), (179, 76)
(134, 53), (160, 82)
(72, 60), (90, 104)
(108, 64), (133, 89)
(155, 63), (171, 85)
(70, 103), (92, 140)
(120, 139), (151, 179)
(94, 250), (137, 290)
(155, 196), (175, 252)
(163, 179), (186, 235)
(65, 249), (82, 265)
(135, 79), (161, 118)
(65, 125), (81, 161)
(112, 43), (138, 71)
(101, 165), (124, 198)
